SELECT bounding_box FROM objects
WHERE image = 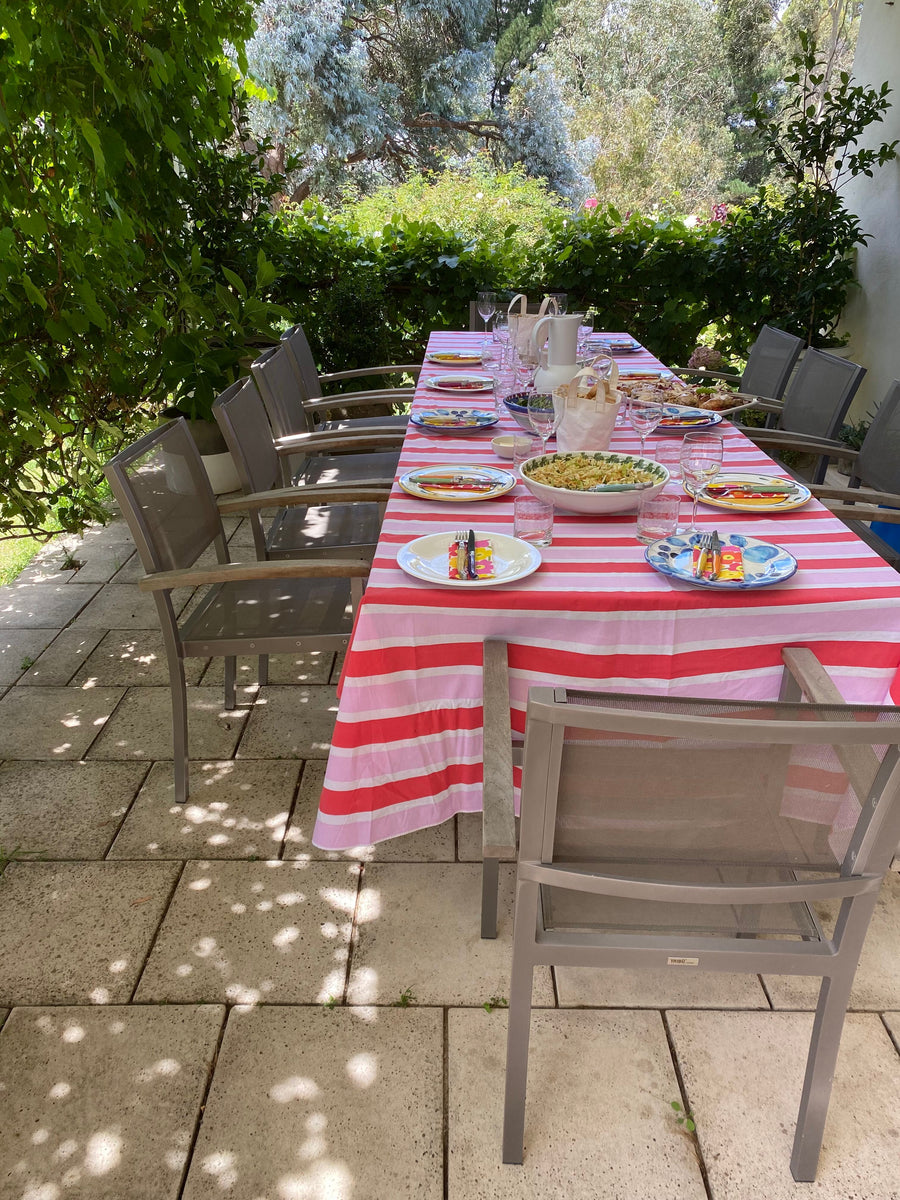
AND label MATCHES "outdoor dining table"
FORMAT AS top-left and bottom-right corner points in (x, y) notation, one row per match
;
(311, 331), (900, 850)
